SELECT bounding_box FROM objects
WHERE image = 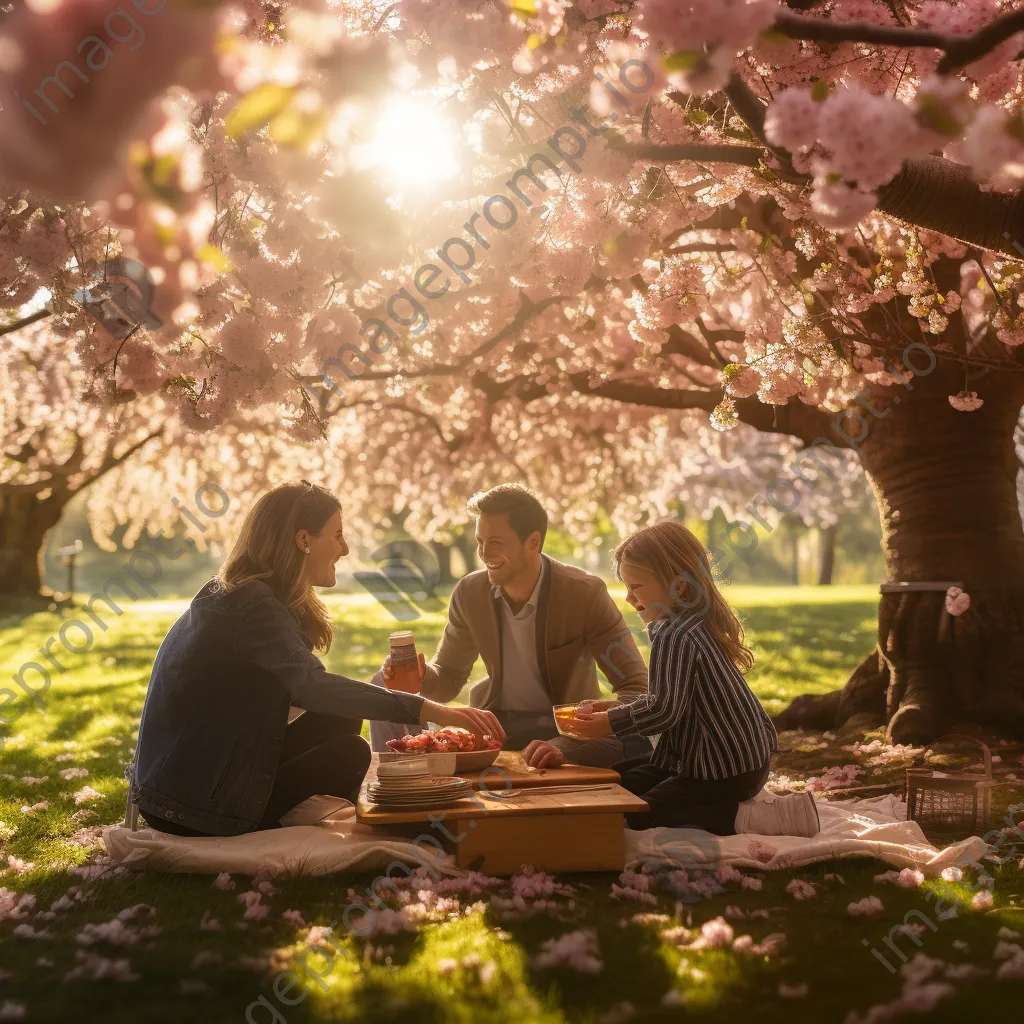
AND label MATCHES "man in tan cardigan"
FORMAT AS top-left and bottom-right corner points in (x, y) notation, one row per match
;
(369, 484), (651, 767)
